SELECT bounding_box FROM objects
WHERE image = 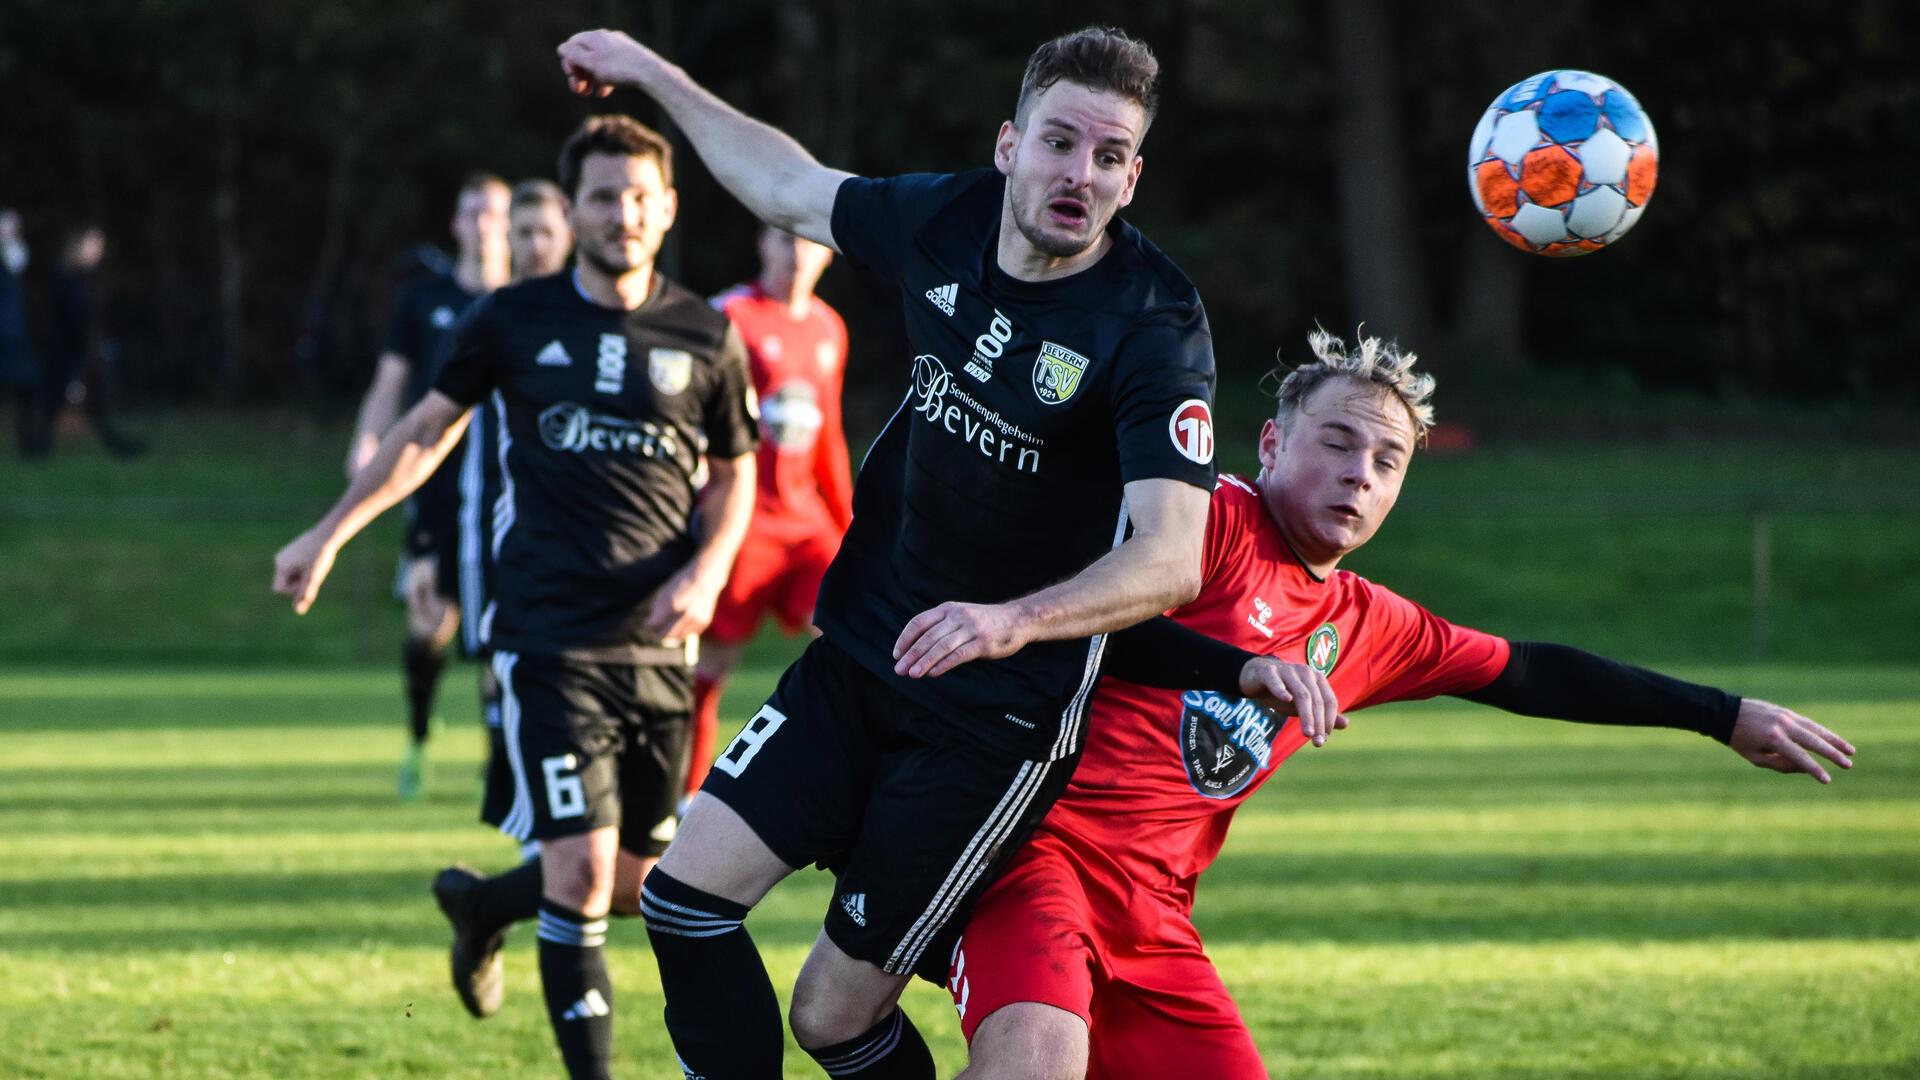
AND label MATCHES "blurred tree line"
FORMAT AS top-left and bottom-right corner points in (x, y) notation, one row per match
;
(1, 0), (1913, 436)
